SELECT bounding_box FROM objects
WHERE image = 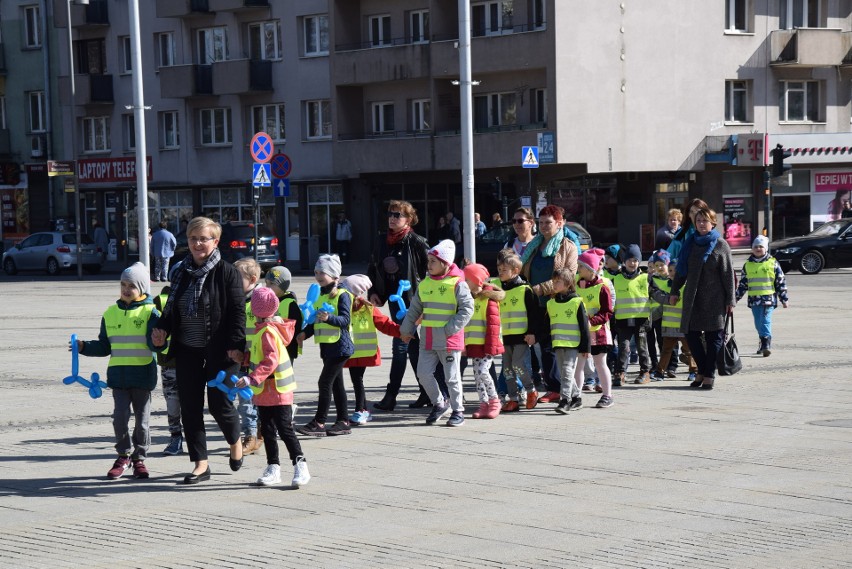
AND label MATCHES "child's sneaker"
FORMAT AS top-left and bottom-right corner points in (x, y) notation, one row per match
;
(501, 400), (519, 412)
(425, 401), (450, 425)
(349, 410), (372, 425)
(107, 456), (131, 480)
(612, 372), (624, 387)
(665, 370), (678, 378)
(633, 371), (651, 384)
(132, 459), (149, 479)
(582, 383), (593, 392)
(292, 457), (310, 488)
(594, 382), (603, 393)
(257, 464), (281, 486)
(525, 389), (539, 409)
(163, 434), (183, 456)
(687, 372), (697, 382)
(651, 370), (665, 382)
(471, 402), (490, 419)
(569, 396), (583, 411)
(296, 420), (326, 437)
(446, 411), (465, 427)
(484, 397), (501, 419)
(325, 420), (351, 436)
(555, 399), (571, 414)
(595, 395), (614, 408)
(537, 391), (561, 404)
